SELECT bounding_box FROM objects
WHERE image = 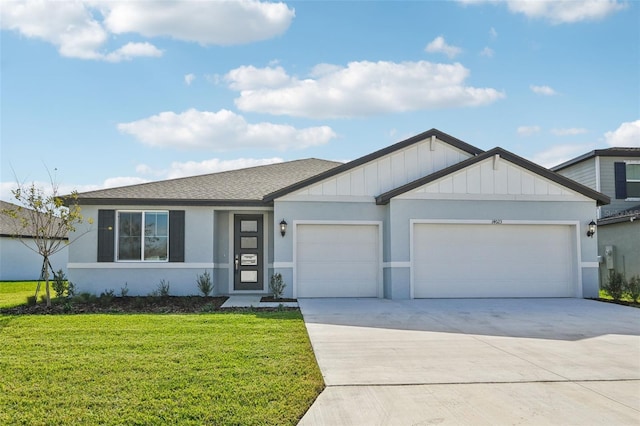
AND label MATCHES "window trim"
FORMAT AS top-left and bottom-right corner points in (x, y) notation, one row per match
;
(625, 161), (640, 201)
(116, 210), (170, 263)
